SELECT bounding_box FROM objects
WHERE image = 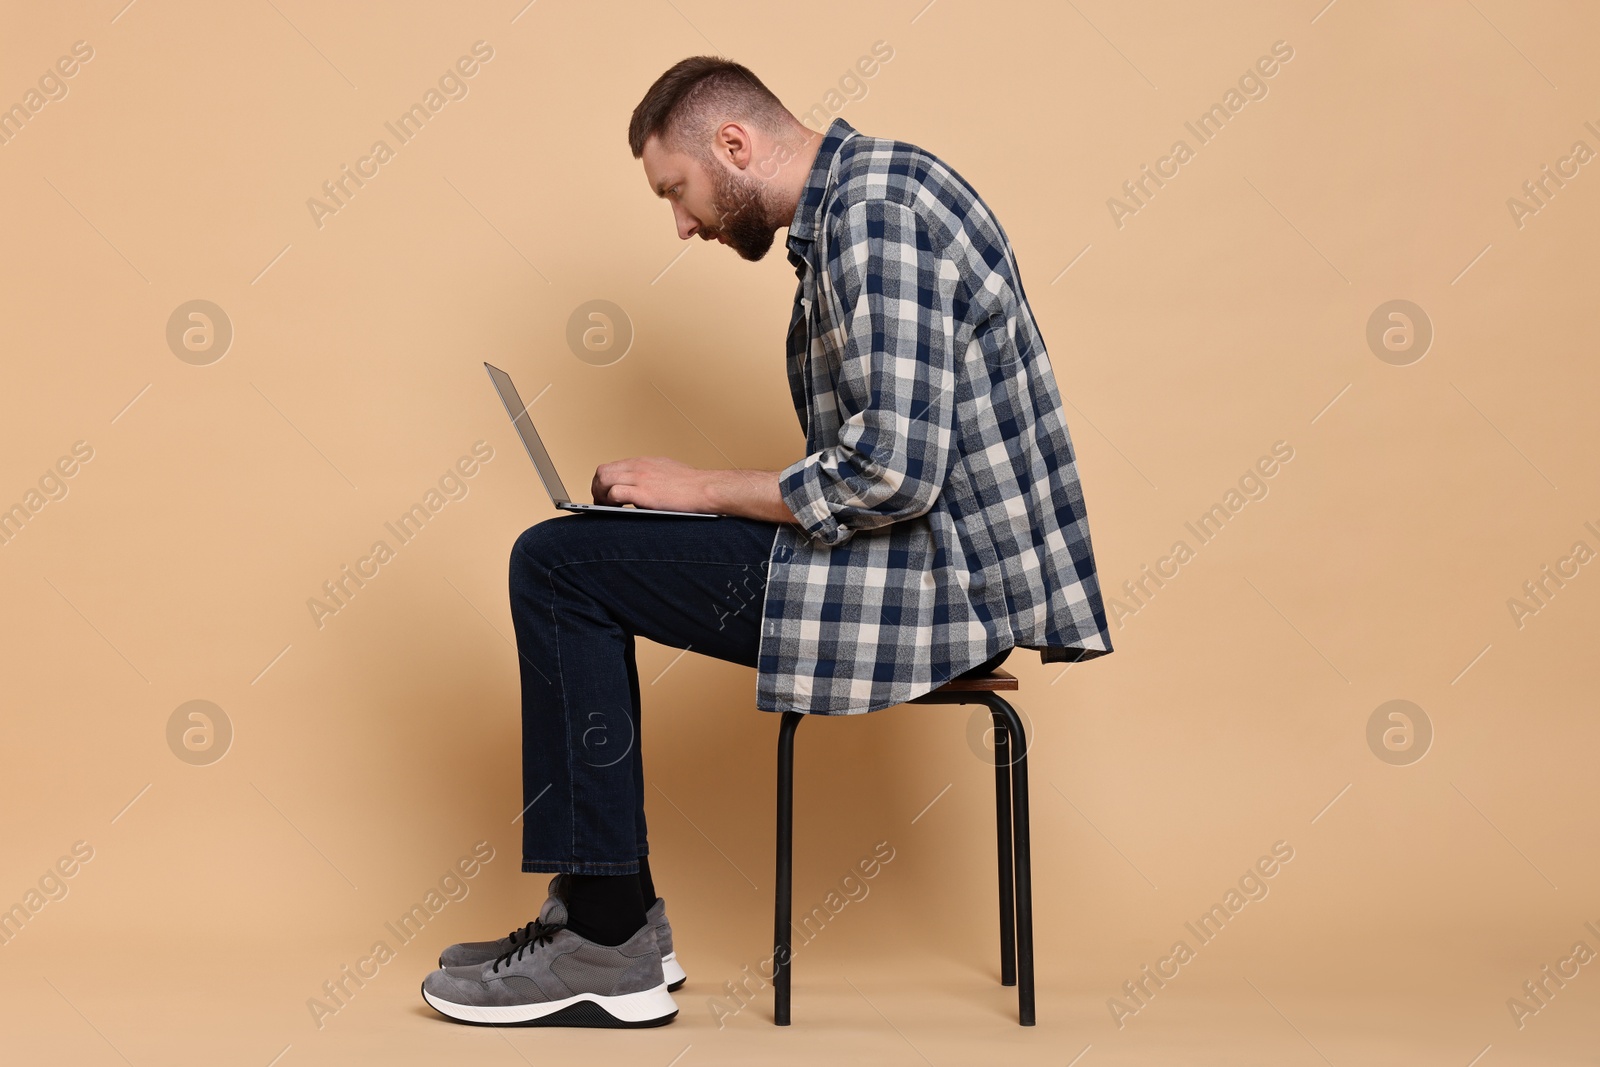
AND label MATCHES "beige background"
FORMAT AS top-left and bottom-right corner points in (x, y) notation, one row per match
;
(2, 1), (1597, 1063)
